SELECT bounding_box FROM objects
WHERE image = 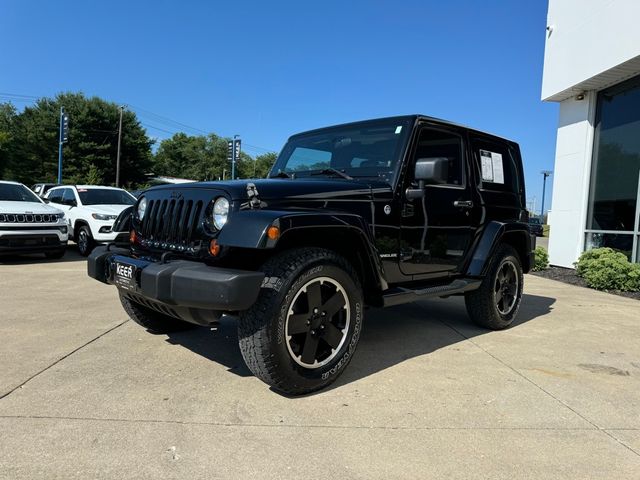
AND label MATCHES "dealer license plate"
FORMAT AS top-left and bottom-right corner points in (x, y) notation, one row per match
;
(114, 261), (137, 291)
